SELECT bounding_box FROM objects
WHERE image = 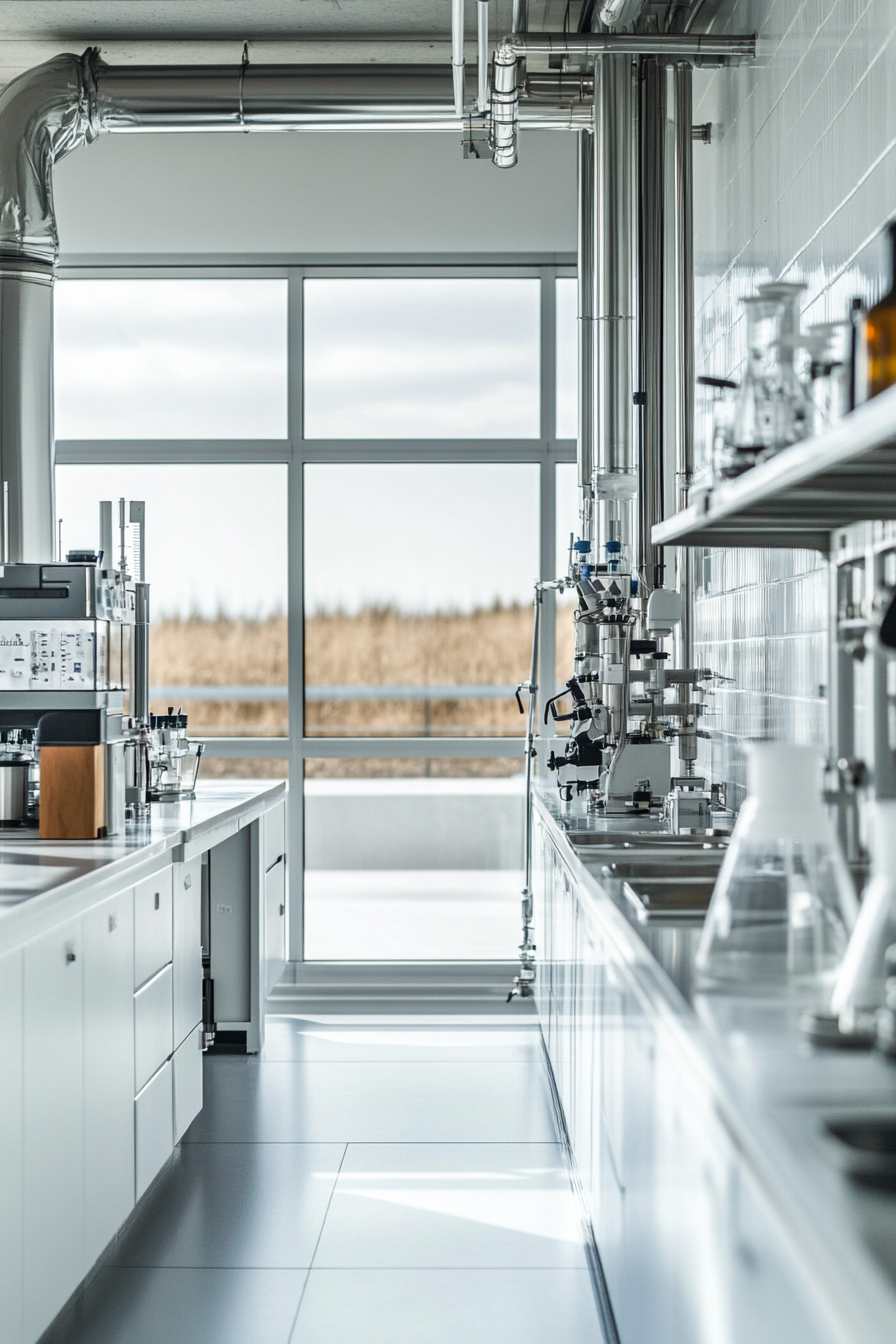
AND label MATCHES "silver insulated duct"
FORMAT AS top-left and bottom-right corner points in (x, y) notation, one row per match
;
(0, 52), (99, 562)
